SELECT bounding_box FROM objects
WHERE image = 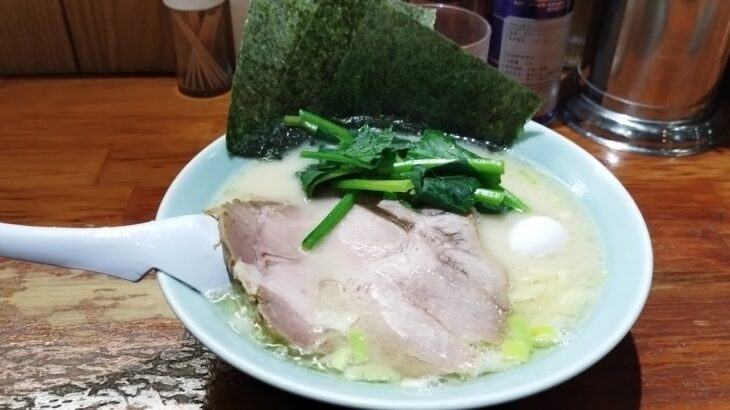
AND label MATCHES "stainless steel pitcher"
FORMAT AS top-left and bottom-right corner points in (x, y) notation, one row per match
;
(561, 0), (730, 156)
